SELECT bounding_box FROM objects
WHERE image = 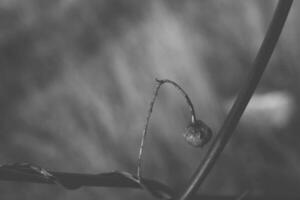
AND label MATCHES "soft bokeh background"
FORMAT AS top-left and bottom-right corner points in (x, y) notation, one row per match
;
(0, 0), (299, 199)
